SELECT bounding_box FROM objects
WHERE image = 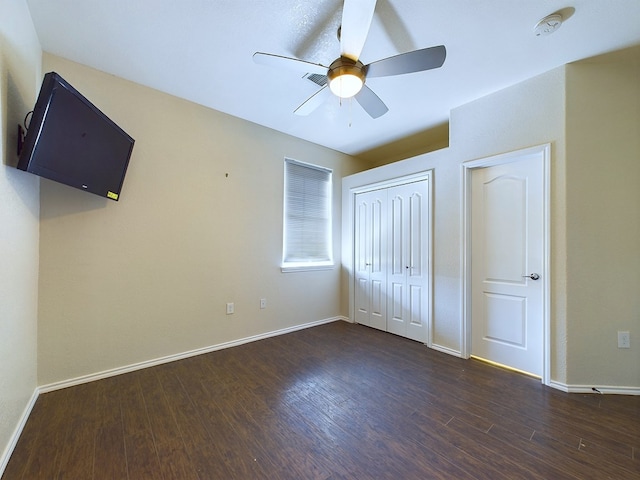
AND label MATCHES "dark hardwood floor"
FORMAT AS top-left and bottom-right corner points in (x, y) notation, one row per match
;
(3, 321), (639, 479)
